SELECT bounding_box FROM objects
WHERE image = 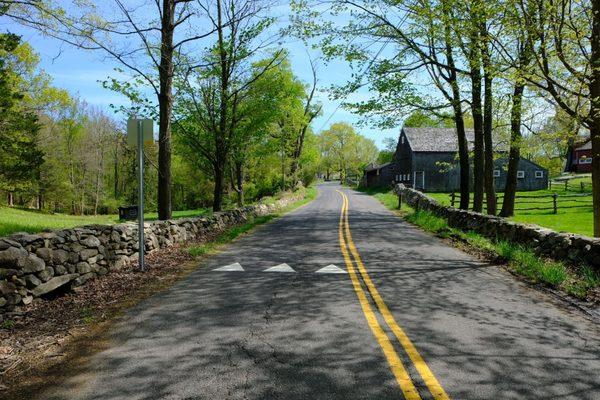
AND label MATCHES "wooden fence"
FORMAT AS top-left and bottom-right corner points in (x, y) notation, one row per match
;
(548, 180), (591, 192)
(449, 192), (592, 214)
